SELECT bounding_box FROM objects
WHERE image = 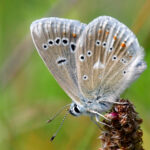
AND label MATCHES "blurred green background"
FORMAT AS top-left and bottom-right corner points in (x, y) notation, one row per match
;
(1, 0), (150, 149)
